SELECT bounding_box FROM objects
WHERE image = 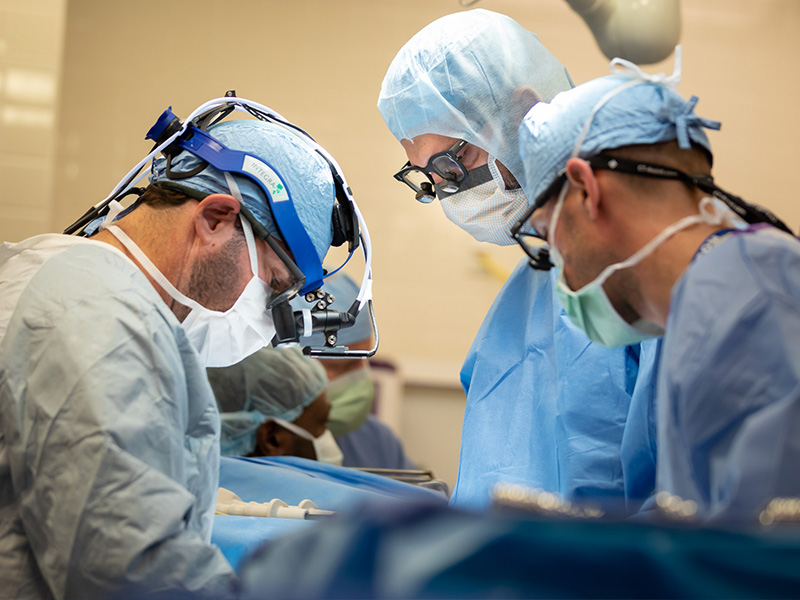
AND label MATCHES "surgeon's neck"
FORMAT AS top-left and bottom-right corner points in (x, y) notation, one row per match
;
(630, 222), (725, 328)
(91, 205), (196, 314)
